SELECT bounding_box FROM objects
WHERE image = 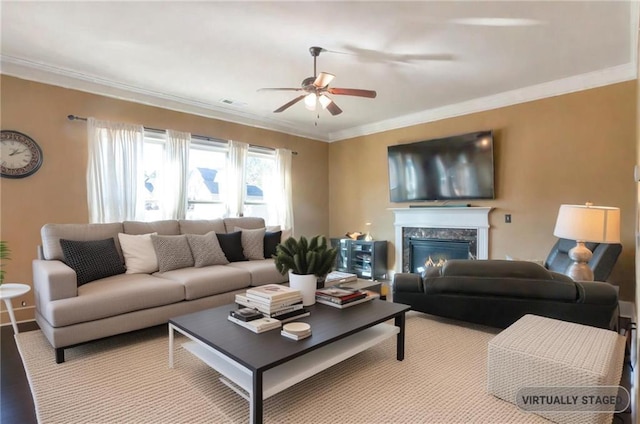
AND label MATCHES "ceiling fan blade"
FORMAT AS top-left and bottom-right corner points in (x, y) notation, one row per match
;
(328, 87), (377, 98)
(258, 88), (303, 92)
(273, 95), (306, 113)
(325, 101), (343, 116)
(313, 72), (335, 88)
